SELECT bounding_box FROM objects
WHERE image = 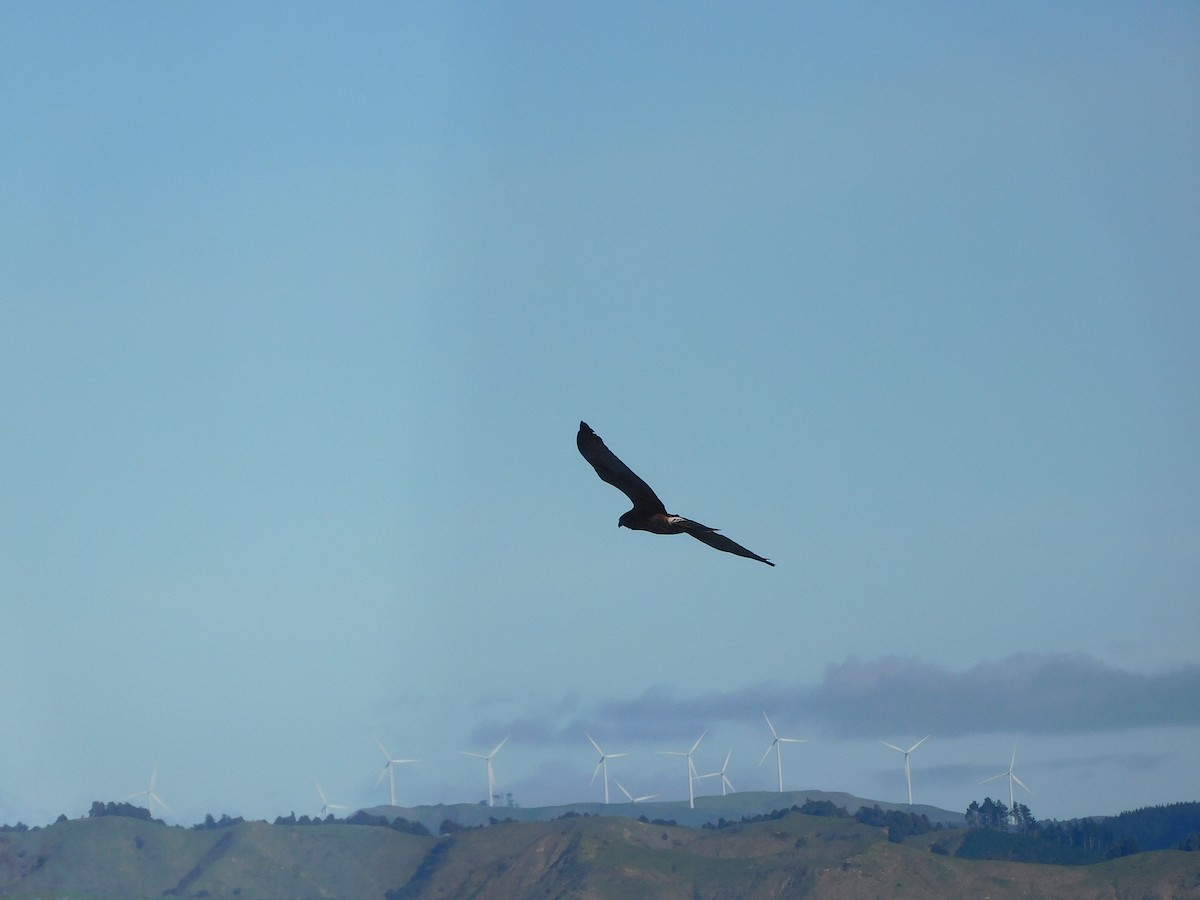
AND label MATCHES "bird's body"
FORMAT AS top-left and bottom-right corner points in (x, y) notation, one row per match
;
(621, 511), (702, 535)
(577, 421), (774, 566)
